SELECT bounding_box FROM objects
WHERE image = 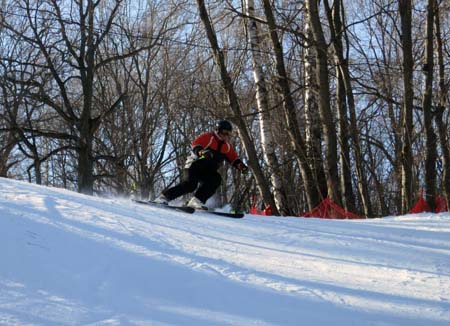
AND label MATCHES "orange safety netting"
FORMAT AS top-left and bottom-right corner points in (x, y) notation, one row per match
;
(302, 198), (363, 219)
